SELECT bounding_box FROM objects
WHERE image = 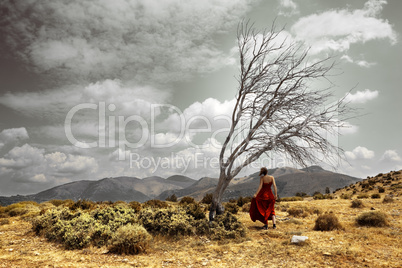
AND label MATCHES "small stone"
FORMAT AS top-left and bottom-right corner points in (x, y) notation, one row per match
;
(34, 252), (40, 256)
(122, 258), (129, 262)
(8, 249), (13, 252)
(291, 235), (308, 243)
(323, 252), (331, 256)
(330, 237), (334, 241)
(371, 207), (375, 210)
